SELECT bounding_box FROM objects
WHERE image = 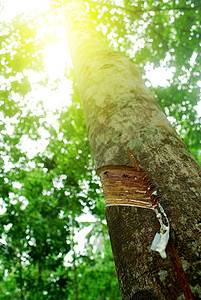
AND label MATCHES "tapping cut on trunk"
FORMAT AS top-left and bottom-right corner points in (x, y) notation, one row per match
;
(97, 149), (170, 258)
